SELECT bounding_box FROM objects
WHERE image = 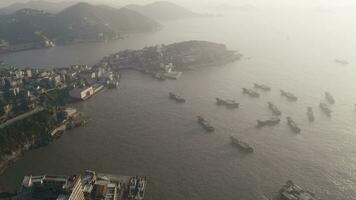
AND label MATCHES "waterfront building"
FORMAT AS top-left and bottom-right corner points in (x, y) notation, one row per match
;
(69, 87), (94, 100)
(18, 175), (86, 200)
